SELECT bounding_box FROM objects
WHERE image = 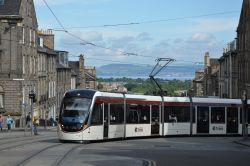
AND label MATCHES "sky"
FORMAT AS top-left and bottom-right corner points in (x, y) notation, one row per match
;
(34, 0), (243, 67)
